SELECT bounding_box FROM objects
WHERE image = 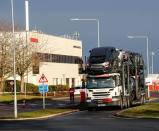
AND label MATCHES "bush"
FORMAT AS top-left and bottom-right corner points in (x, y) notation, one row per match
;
(5, 80), (21, 92)
(5, 80), (38, 93)
(5, 80), (69, 94)
(48, 85), (69, 92)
